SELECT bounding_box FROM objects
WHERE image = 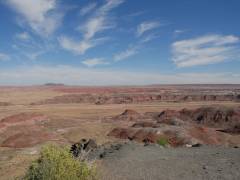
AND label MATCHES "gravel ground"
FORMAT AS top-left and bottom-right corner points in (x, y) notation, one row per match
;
(99, 143), (240, 180)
